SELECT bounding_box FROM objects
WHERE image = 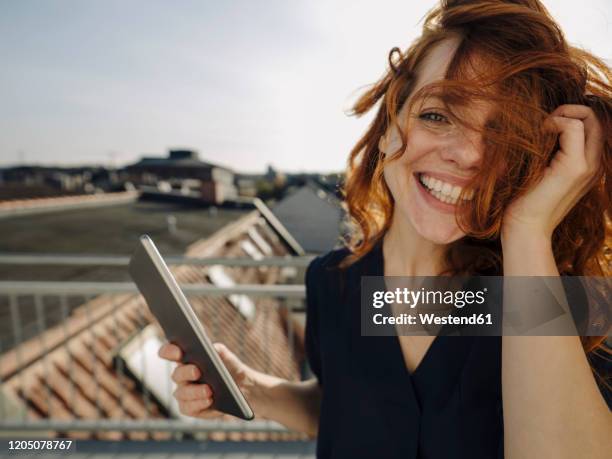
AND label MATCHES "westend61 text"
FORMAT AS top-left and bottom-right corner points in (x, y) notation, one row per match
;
(373, 313), (493, 326)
